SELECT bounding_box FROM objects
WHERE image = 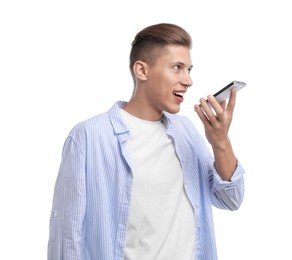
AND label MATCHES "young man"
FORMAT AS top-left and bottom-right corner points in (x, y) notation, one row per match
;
(48, 23), (245, 260)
